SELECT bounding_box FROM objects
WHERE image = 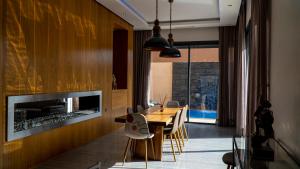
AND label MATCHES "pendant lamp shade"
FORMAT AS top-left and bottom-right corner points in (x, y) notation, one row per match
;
(159, 47), (181, 57)
(160, 33), (181, 57)
(159, 0), (181, 57)
(144, 0), (169, 51)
